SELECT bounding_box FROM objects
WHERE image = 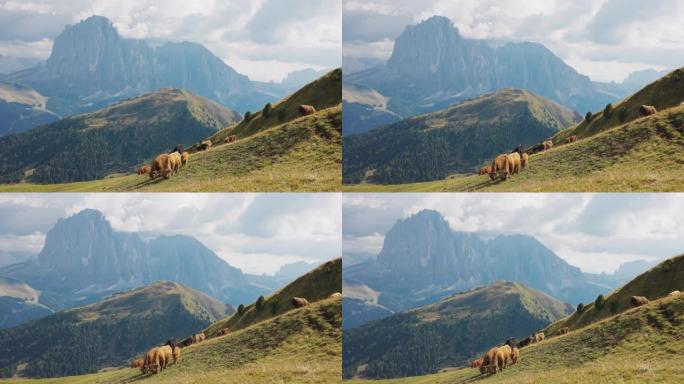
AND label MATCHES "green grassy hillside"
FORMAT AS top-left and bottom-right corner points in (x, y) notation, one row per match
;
(544, 253), (684, 336)
(347, 293), (684, 384)
(1, 296), (342, 384)
(0, 88), (239, 184)
(343, 281), (572, 380)
(0, 105), (342, 192)
(211, 68), (341, 142)
(345, 104), (684, 192)
(0, 281), (232, 379)
(205, 258), (341, 337)
(553, 67), (684, 143)
(343, 88), (579, 185)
